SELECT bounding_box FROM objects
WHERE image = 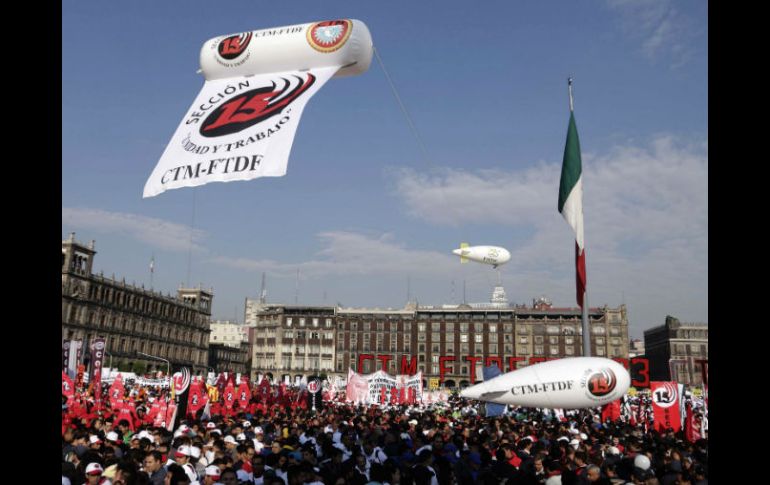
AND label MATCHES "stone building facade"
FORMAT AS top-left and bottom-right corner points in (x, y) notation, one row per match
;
(246, 297), (629, 386)
(61, 234), (213, 375)
(644, 316), (708, 386)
